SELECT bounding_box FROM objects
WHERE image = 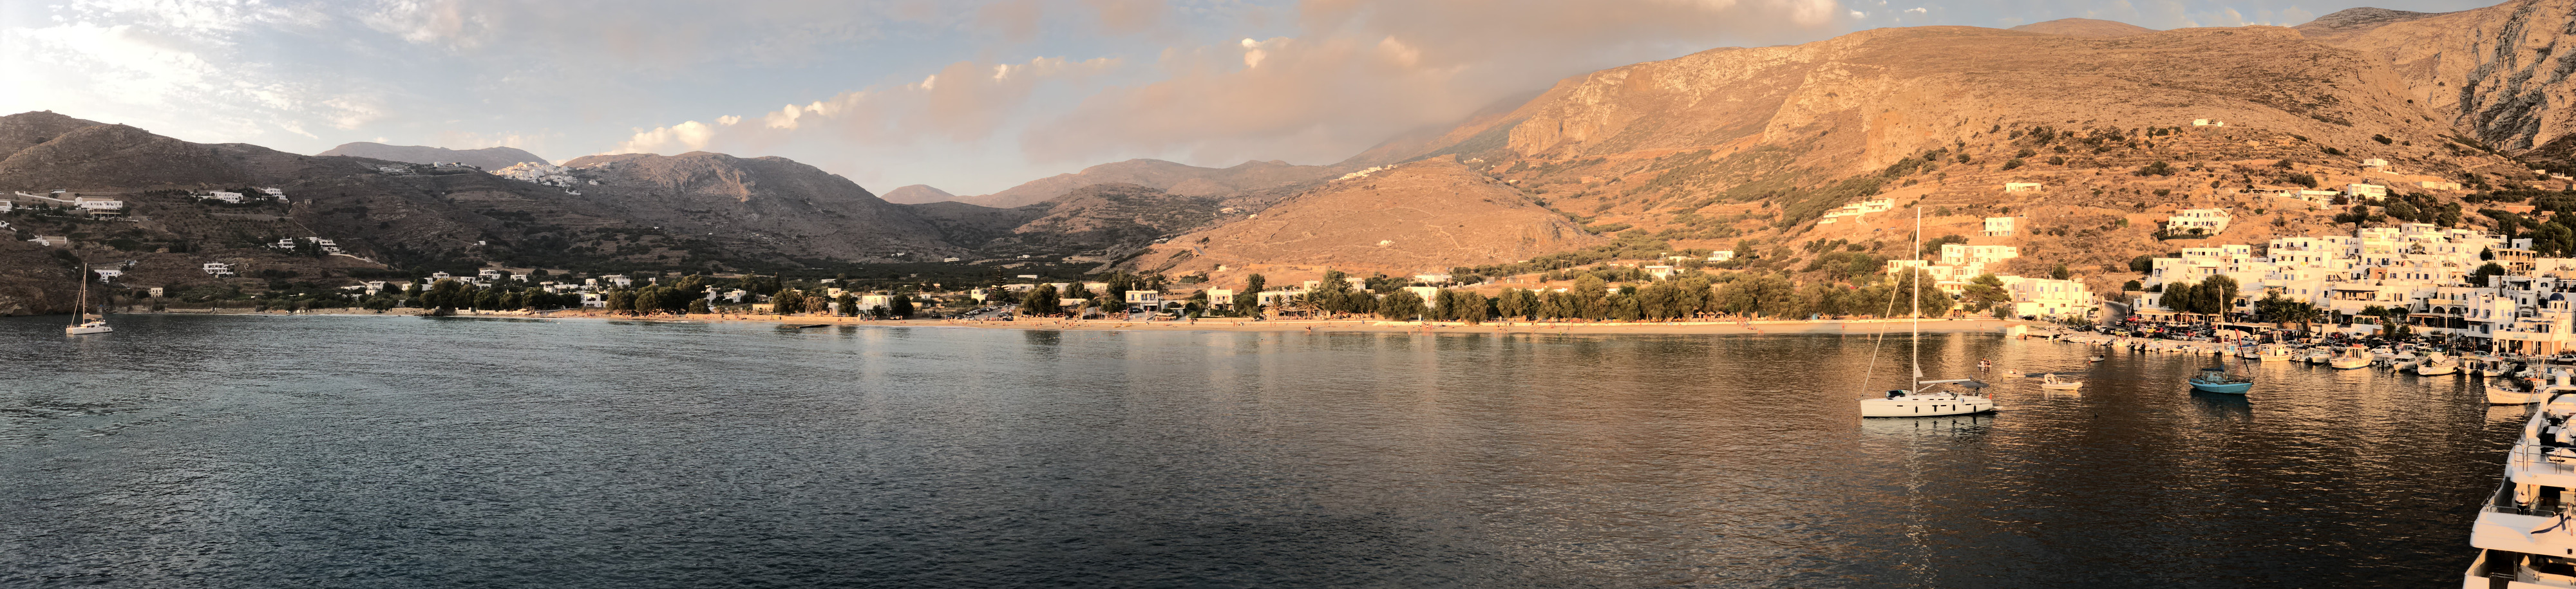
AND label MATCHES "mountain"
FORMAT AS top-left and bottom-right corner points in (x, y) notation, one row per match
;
(559, 151), (958, 259)
(1316, 17), (2547, 295)
(1128, 159), (1604, 276)
(316, 142), (550, 170)
(2292, 1), (2576, 162)
(880, 184), (959, 204)
(963, 158), (1339, 208)
(2007, 18), (2157, 37)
